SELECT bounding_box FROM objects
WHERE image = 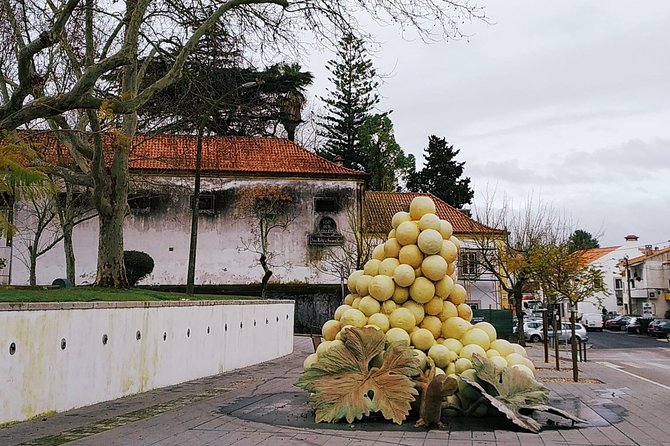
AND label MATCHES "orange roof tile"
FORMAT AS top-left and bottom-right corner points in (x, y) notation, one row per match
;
(23, 132), (367, 179)
(364, 191), (502, 236)
(628, 245), (670, 265)
(573, 246), (620, 267)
